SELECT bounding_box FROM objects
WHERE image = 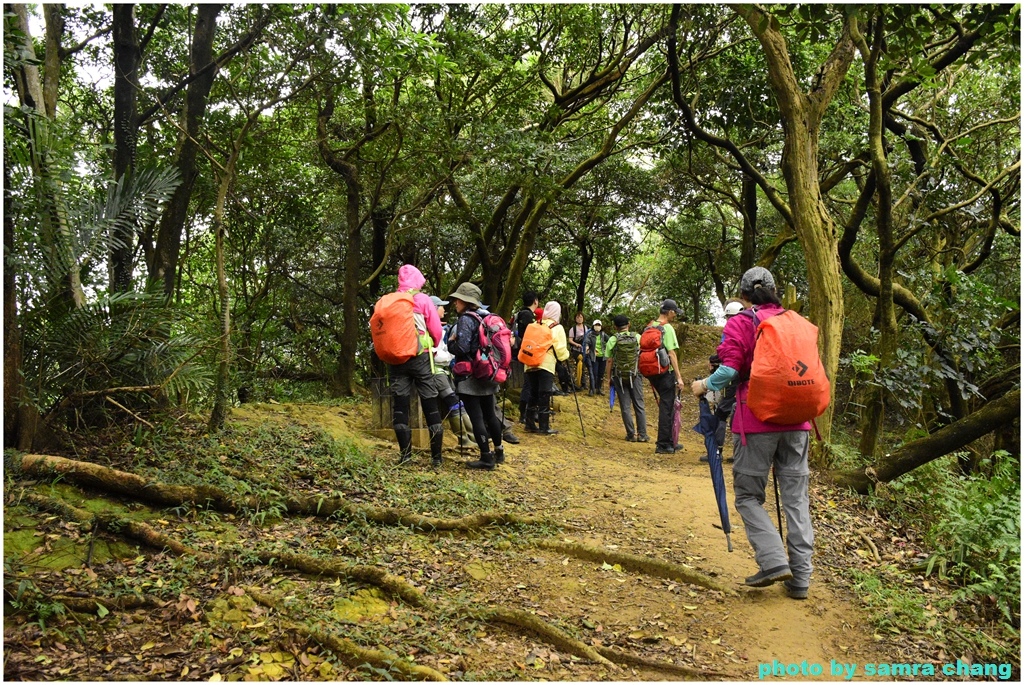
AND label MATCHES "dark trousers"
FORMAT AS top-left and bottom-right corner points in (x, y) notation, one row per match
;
(650, 372), (677, 451)
(525, 369), (555, 429)
(593, 355), (606, 392)
(460, 393), (503, 455)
